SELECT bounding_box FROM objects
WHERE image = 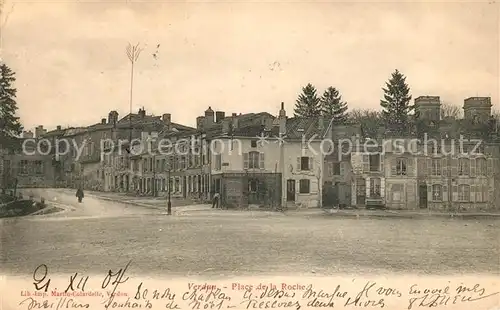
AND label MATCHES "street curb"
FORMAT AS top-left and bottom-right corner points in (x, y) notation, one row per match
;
(321, 210), (500, 219)
(84, 194), (168, 210)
